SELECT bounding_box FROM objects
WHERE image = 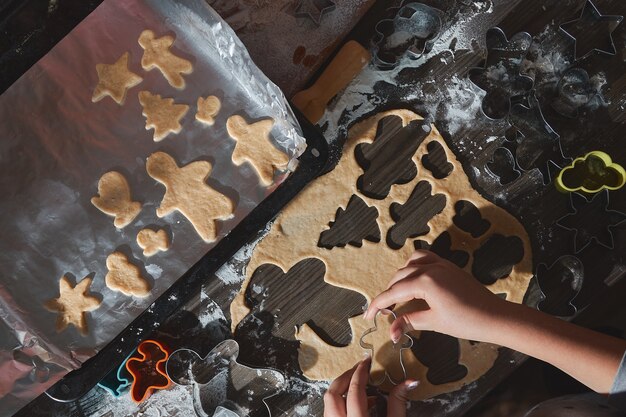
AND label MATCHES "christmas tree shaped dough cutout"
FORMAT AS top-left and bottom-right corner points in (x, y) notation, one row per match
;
(138, 91), (189, 142)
